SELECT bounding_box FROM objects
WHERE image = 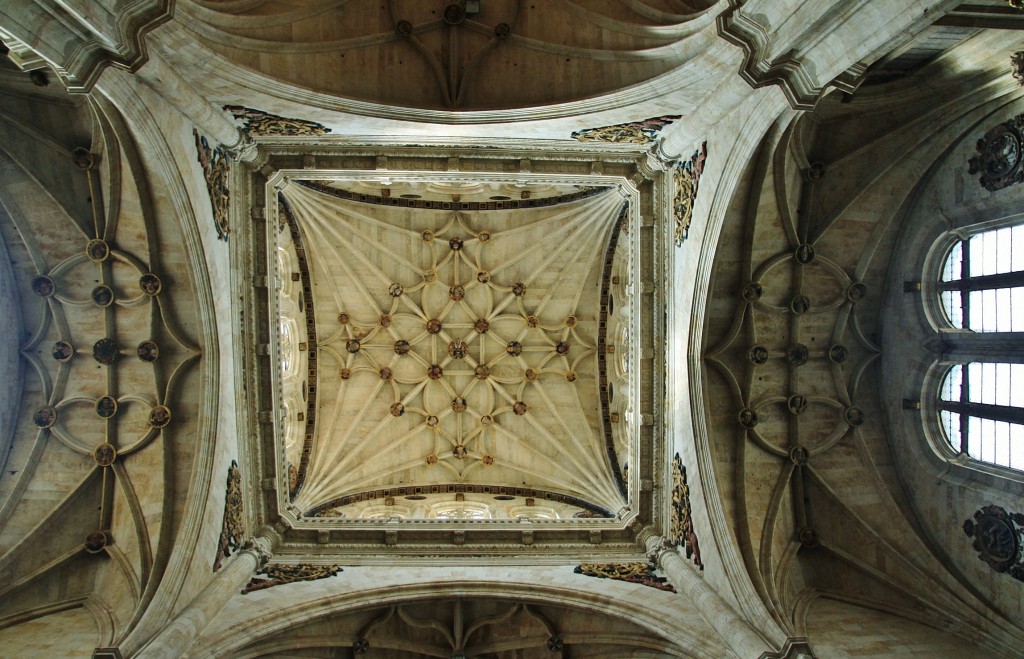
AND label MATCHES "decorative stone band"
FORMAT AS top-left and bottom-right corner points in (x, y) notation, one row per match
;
(242, 563), (343, 594)
(573, 561), (676, 592)
(296, 180), (604, 211)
